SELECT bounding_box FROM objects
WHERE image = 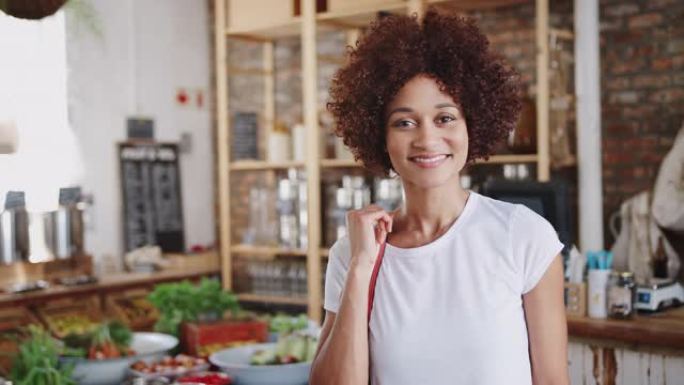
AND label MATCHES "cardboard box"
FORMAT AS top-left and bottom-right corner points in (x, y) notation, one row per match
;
(182, 319), (268, 357)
